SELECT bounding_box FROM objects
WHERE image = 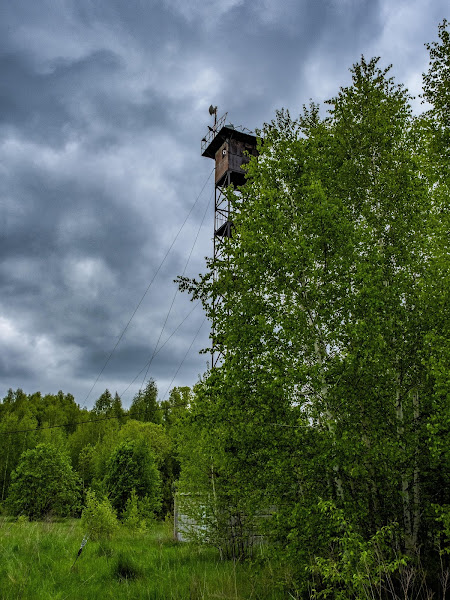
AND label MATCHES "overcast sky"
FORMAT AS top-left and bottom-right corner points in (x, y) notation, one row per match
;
(0, 0), (446, 409)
